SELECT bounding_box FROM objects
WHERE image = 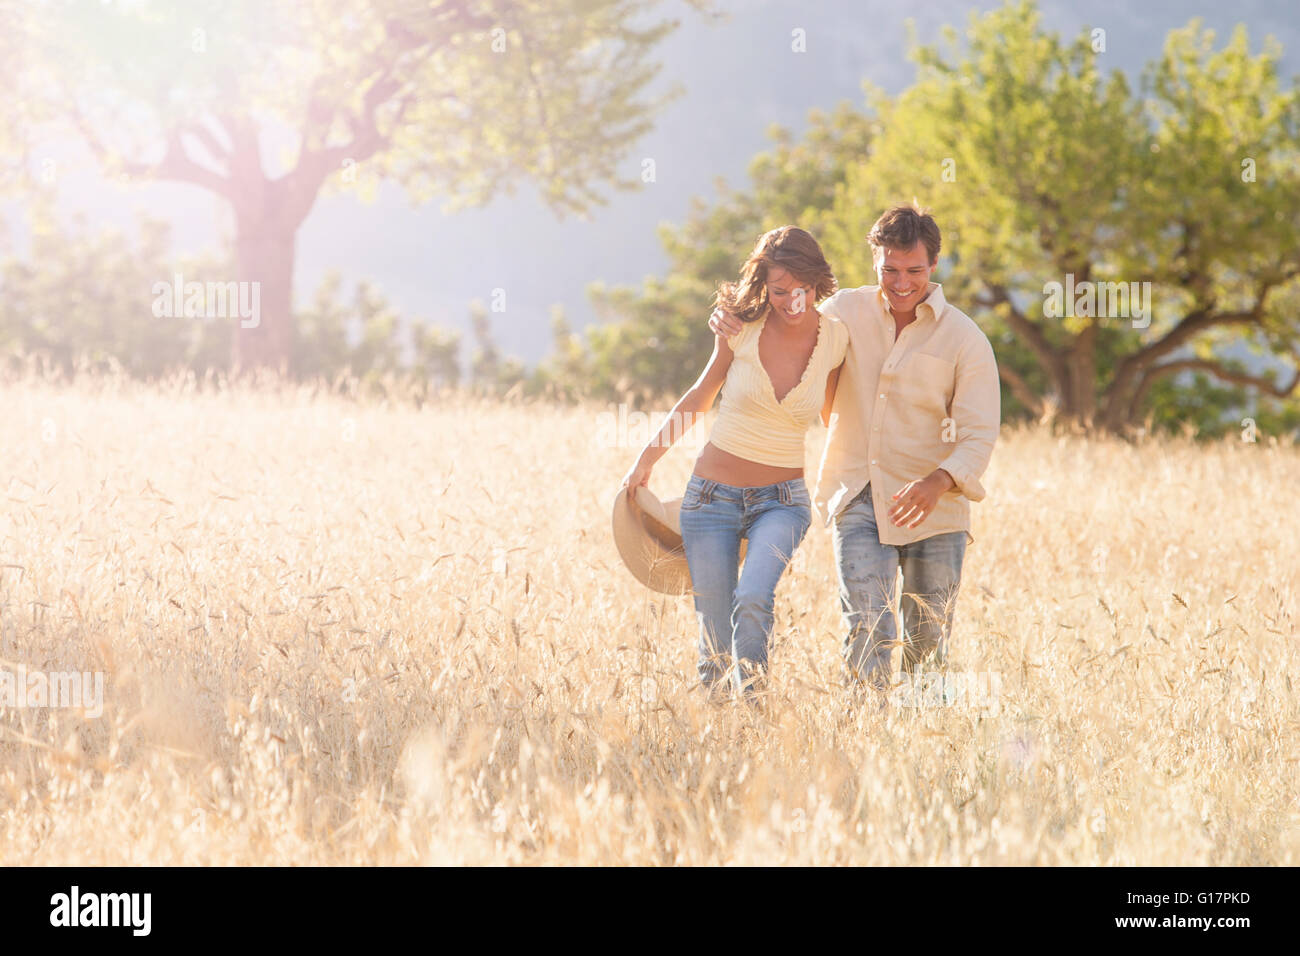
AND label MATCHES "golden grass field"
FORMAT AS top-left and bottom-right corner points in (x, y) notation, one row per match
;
(1, 370), (1297, 865)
